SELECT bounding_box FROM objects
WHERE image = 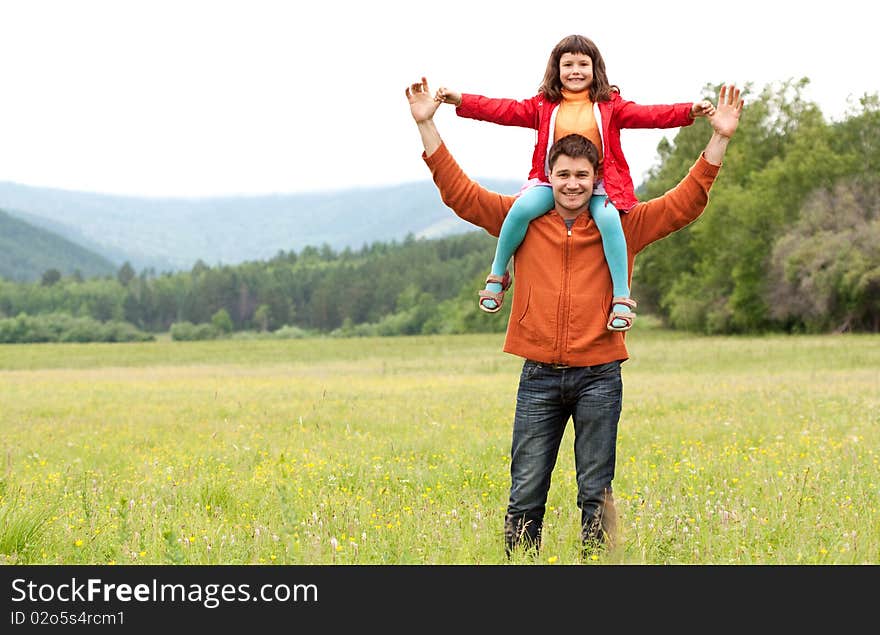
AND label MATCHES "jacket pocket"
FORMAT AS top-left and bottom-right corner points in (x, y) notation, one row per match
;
(566, 290), (613, 353)
(516, 284), (558, 350)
